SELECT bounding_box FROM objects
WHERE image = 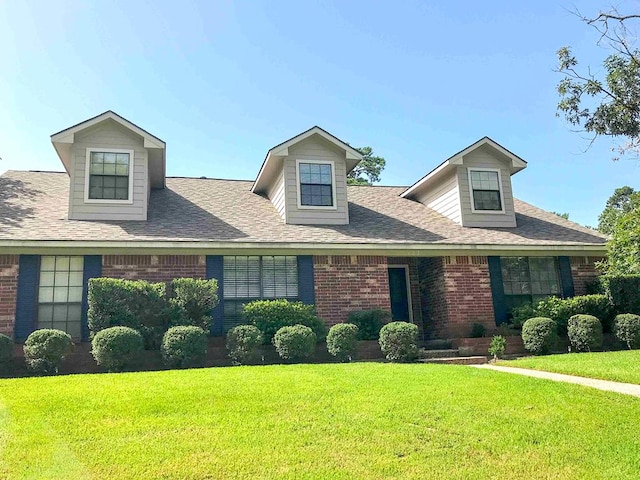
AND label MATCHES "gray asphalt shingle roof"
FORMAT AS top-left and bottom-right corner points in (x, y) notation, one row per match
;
(0, 170), (607, 248)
